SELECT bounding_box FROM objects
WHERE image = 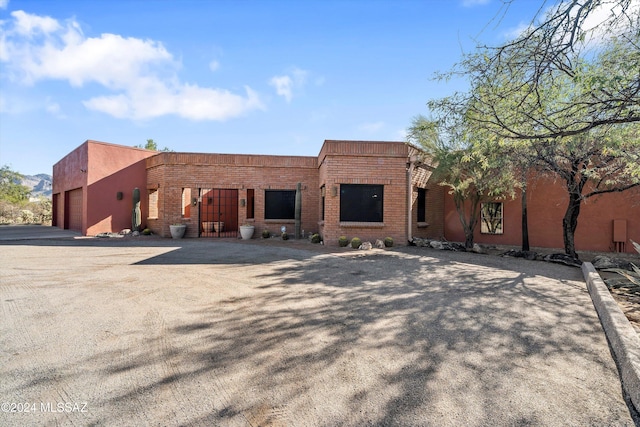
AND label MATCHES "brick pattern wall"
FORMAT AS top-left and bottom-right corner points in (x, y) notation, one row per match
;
(146, 153), (319, 238)
(318, 141), (412, 246)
